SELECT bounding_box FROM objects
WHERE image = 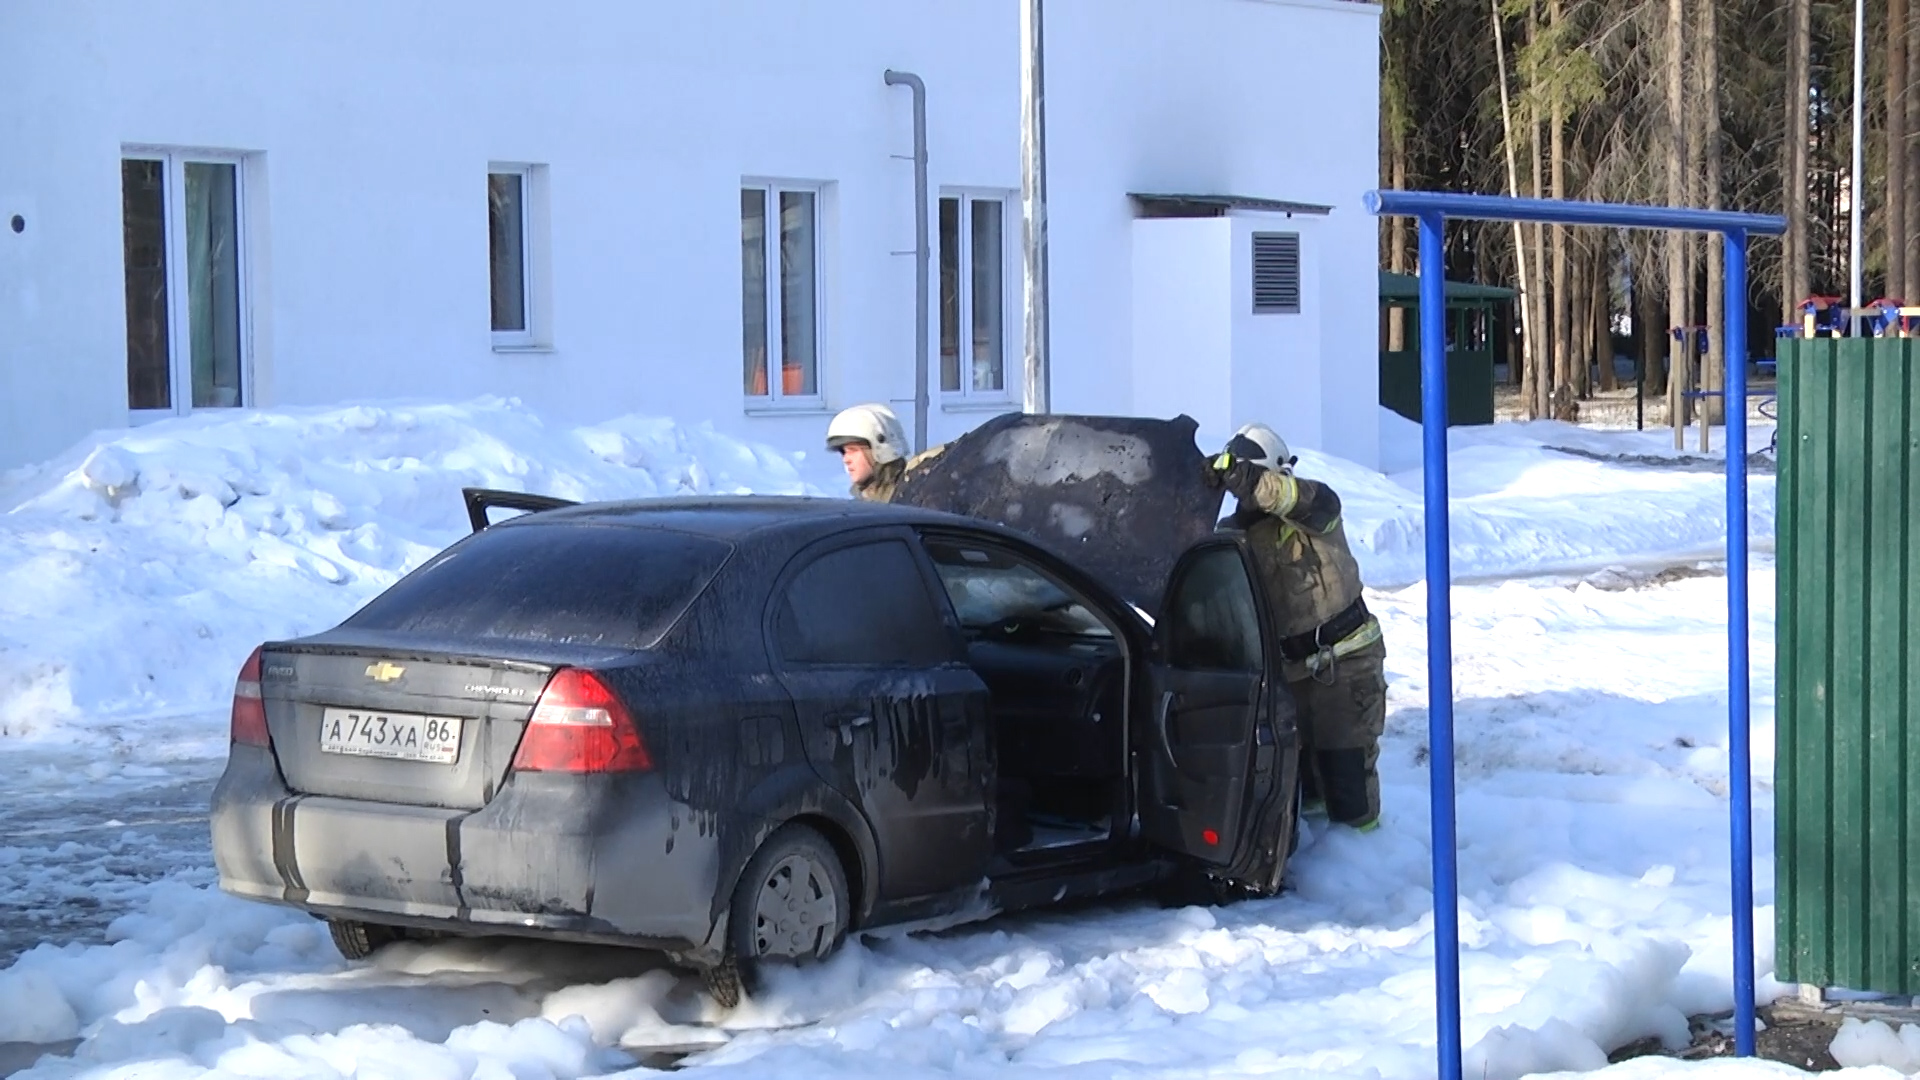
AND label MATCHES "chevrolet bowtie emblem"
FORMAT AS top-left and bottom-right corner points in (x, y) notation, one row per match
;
(365, 662), (406, 682)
